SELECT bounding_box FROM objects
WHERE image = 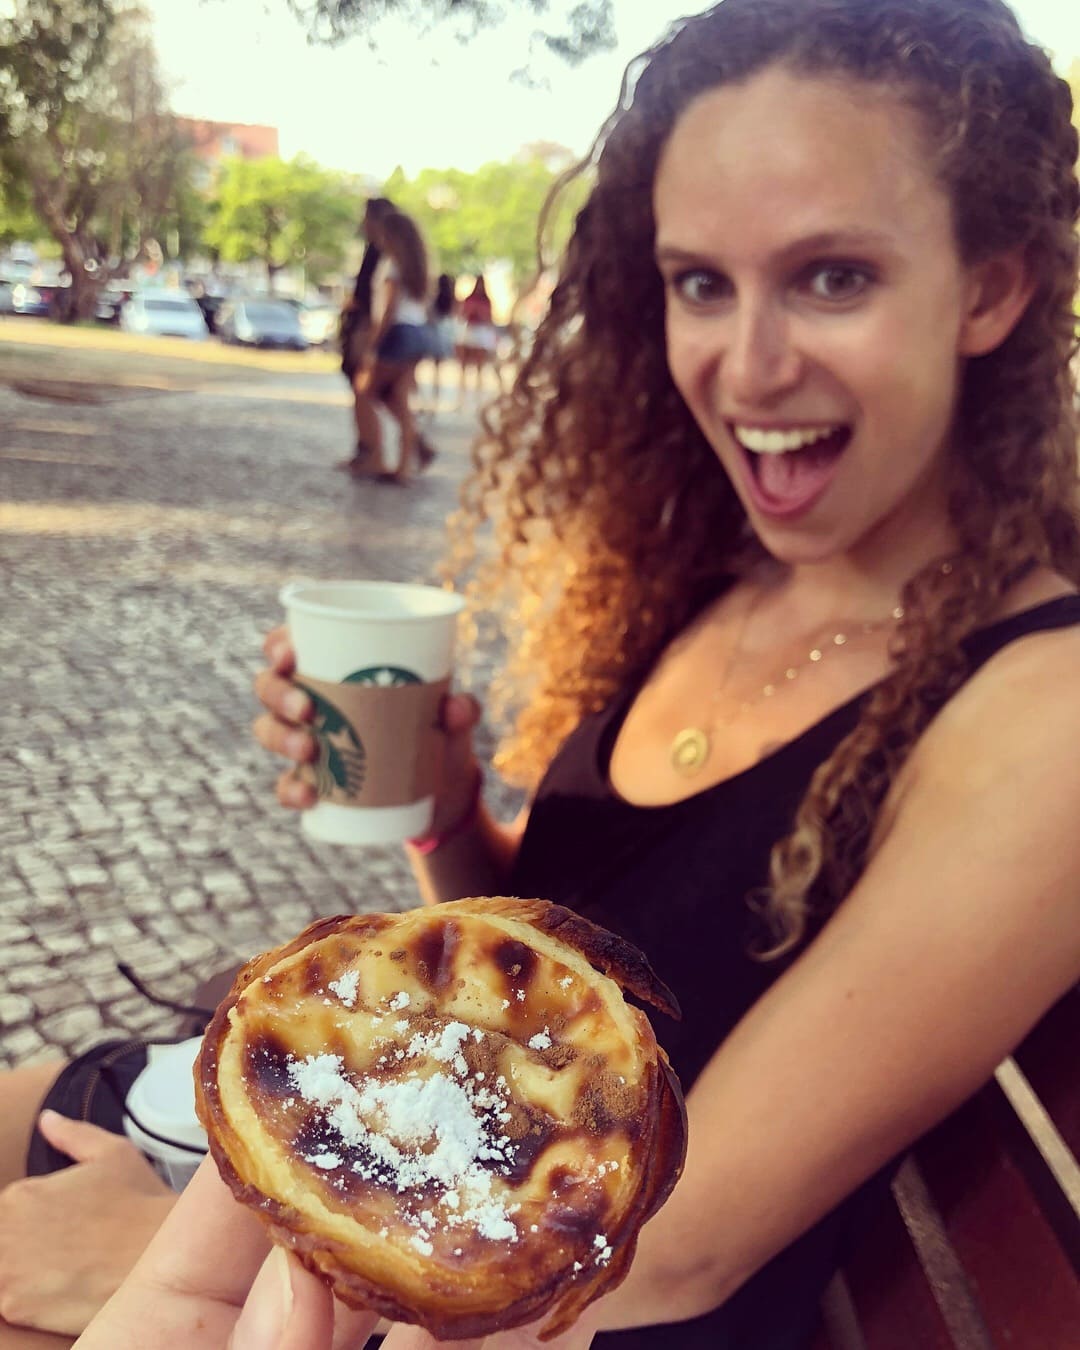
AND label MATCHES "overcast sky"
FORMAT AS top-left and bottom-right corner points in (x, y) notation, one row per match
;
(145, 0), (1080, 179)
